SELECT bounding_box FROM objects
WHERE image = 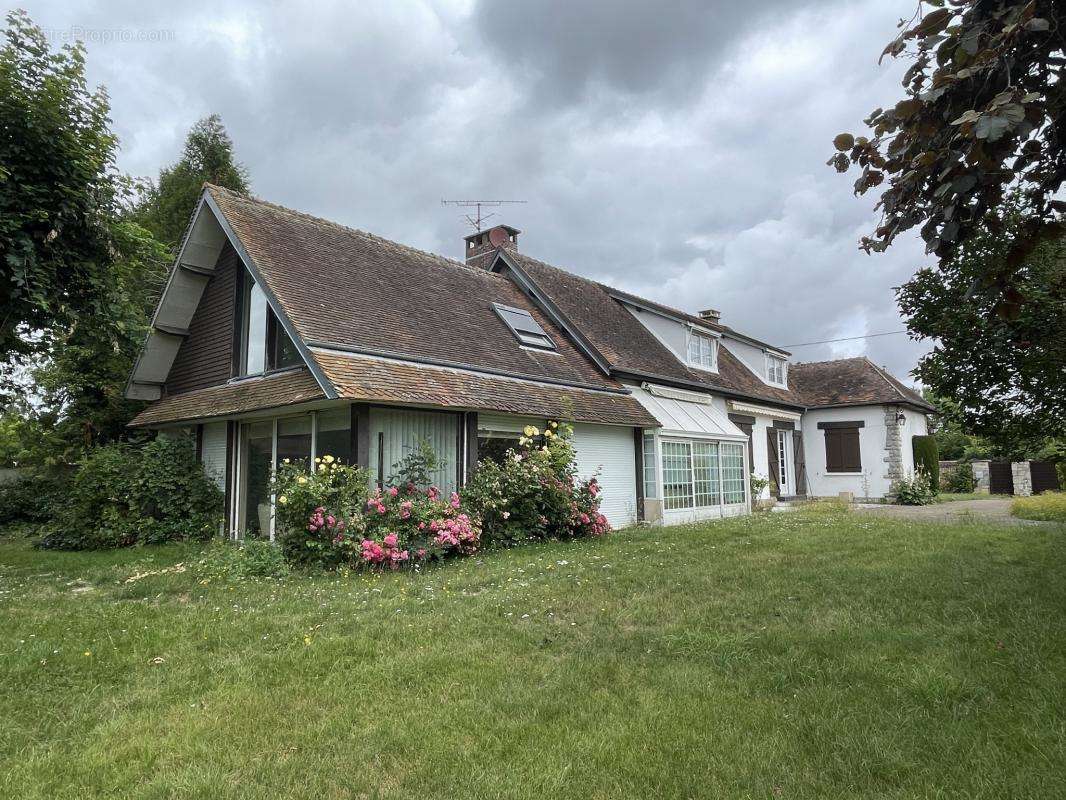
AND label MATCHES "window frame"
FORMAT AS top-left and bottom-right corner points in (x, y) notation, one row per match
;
(821, 423), (863, 473)
(686, 328), (718, 372)
(492, 303), (556, 351)
(659, 437), (747, 511)
(765, 353), (787, 387)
